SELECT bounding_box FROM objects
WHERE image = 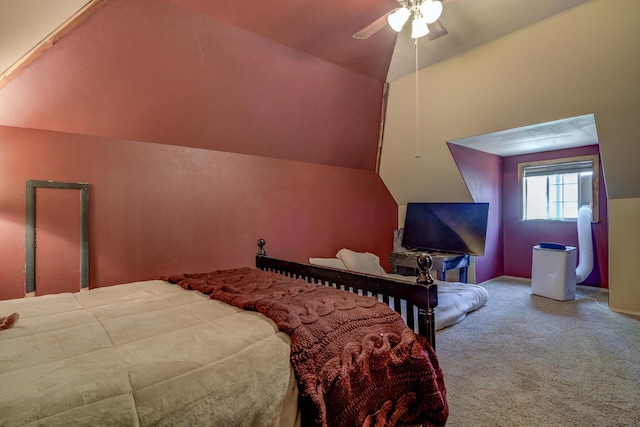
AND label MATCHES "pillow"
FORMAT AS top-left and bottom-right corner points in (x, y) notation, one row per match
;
(309, 257), (347, 270)
(335, 248), (387, 276)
